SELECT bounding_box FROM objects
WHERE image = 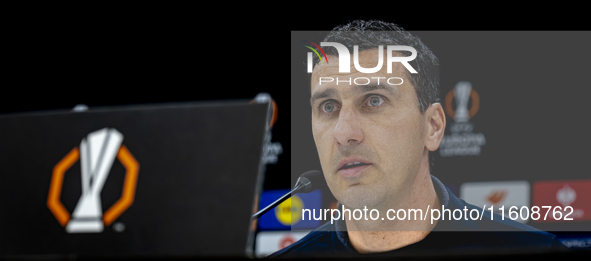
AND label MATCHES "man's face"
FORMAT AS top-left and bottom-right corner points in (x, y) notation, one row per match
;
(311, 49), (428, 209)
